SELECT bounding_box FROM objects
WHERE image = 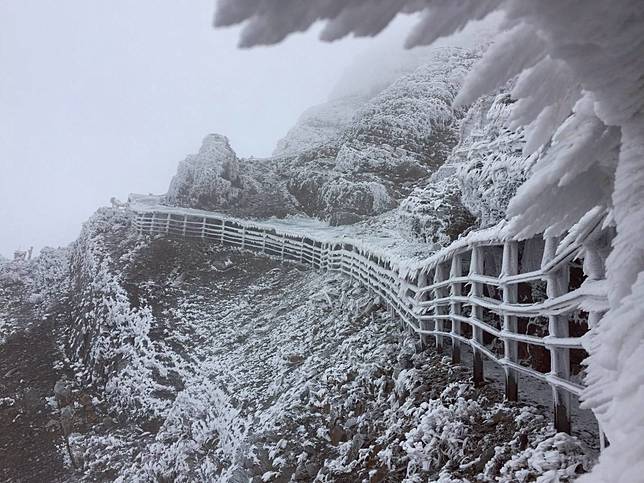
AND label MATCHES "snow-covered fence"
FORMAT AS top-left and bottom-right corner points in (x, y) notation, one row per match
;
(131, 205), (610, 437)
